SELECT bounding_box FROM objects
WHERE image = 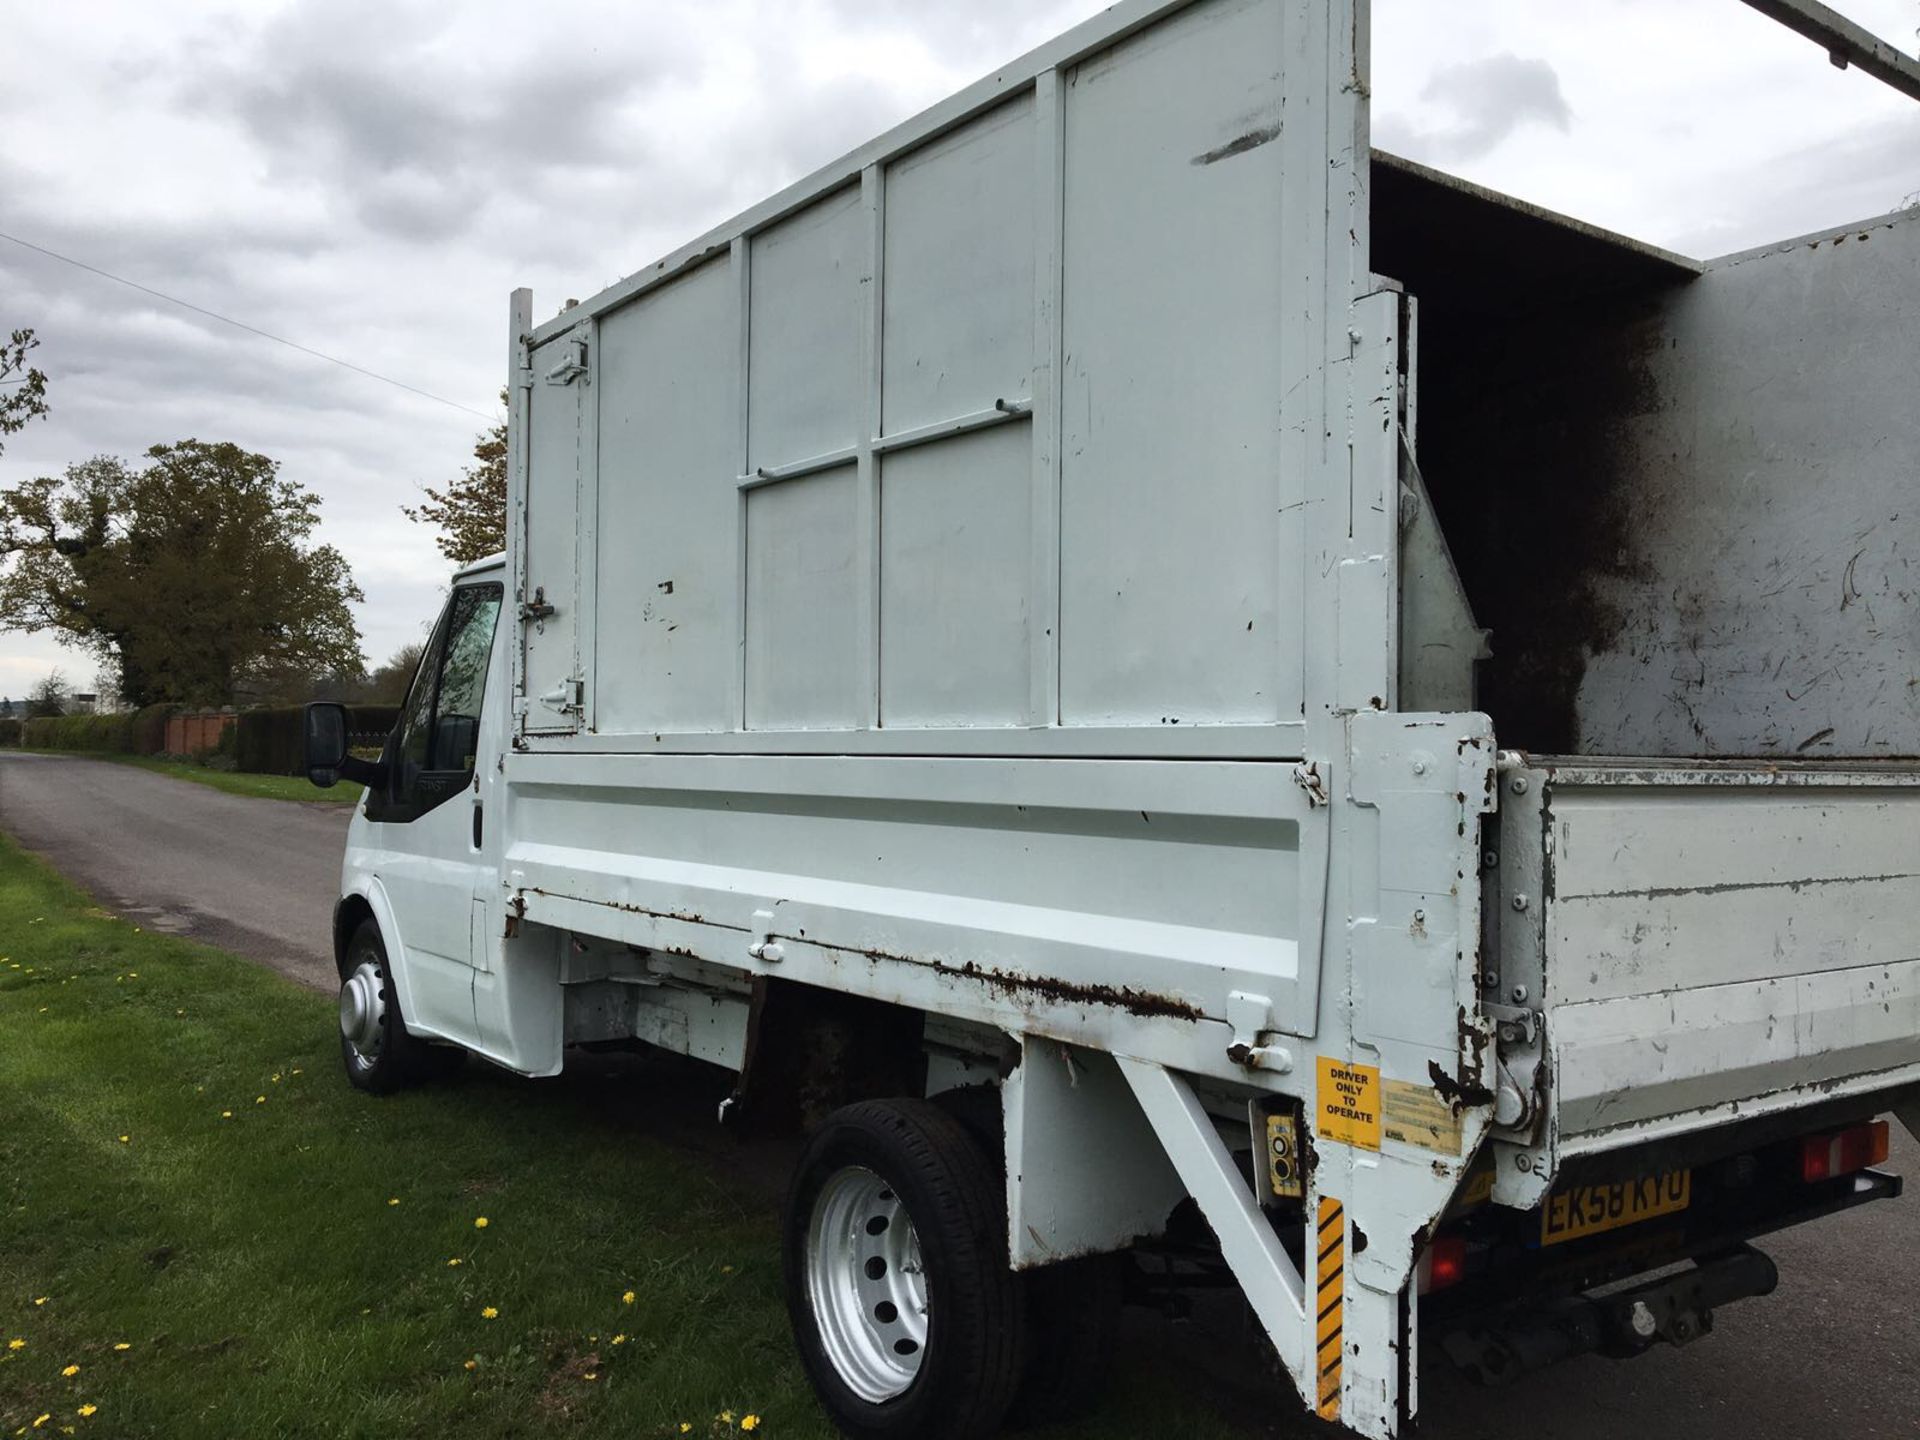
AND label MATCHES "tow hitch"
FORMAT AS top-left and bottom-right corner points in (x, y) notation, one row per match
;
(1440, 1245), (1780, 1385)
